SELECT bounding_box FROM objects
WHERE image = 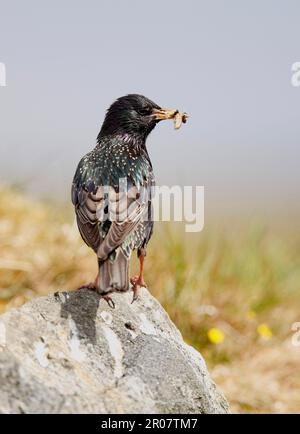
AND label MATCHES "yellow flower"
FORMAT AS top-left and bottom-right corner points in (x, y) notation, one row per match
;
(257, 323), (272, 340)
(207, 328), (225, 345)
(247, 310), (256, 320)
